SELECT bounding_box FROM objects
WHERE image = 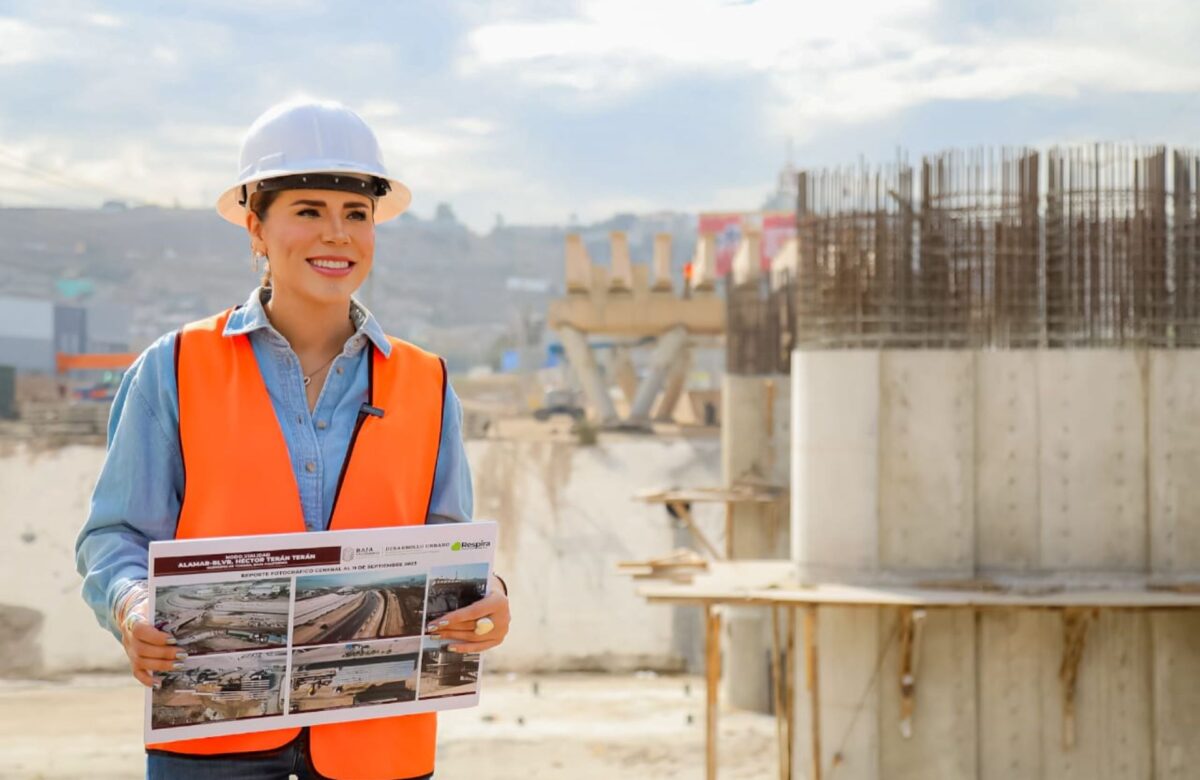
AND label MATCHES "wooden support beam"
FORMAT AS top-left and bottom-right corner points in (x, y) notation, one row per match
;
(785, 607), (797, 780)
(667, 501), (723, 561)
(771, 607), (788, 780)
(897, 607), (927, 739)
(705, 605), (722, 780)
(804, 605), (821, 780)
